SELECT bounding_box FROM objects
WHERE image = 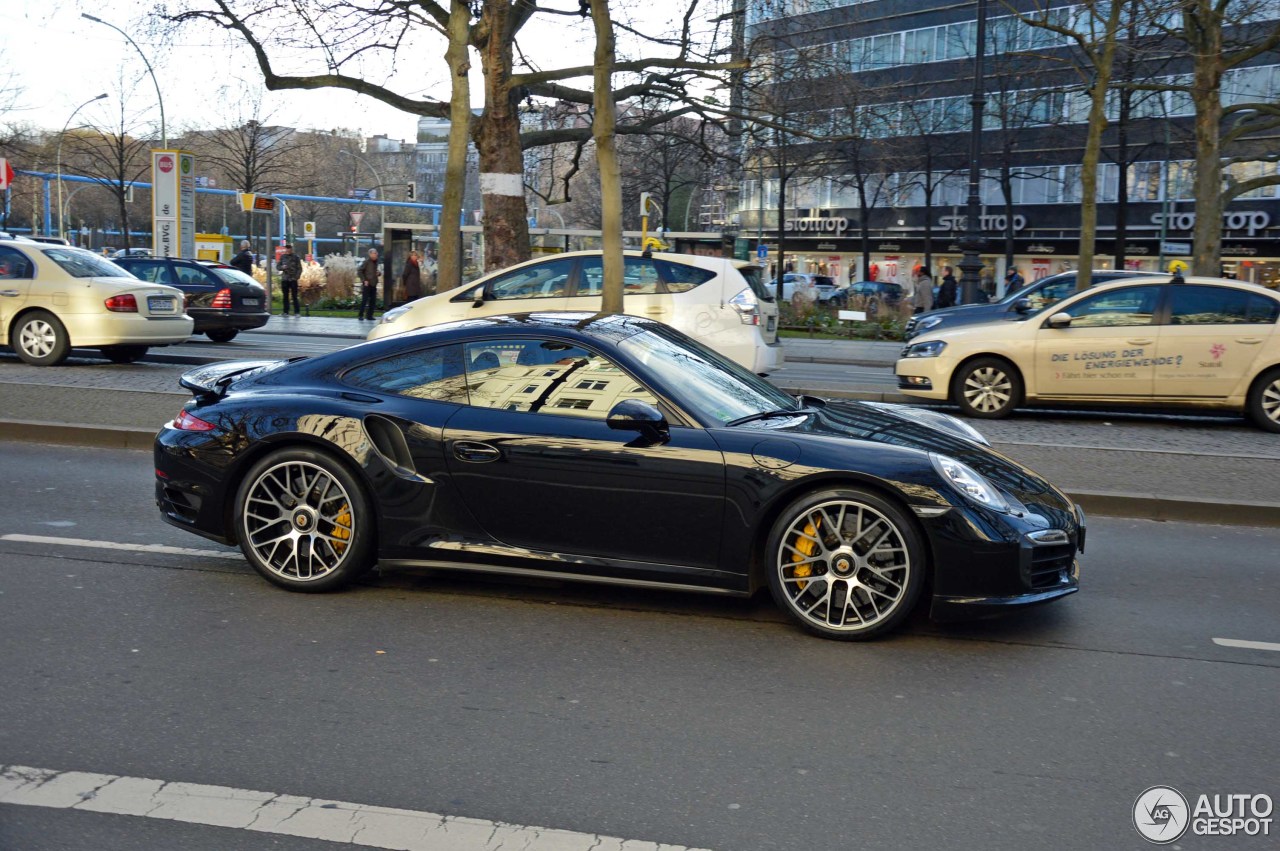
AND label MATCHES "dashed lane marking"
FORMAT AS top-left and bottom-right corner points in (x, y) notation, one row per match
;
(0, 534), (242, 560)
(1212, 637), (1280, 653)
(0, 764), (709, 851)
